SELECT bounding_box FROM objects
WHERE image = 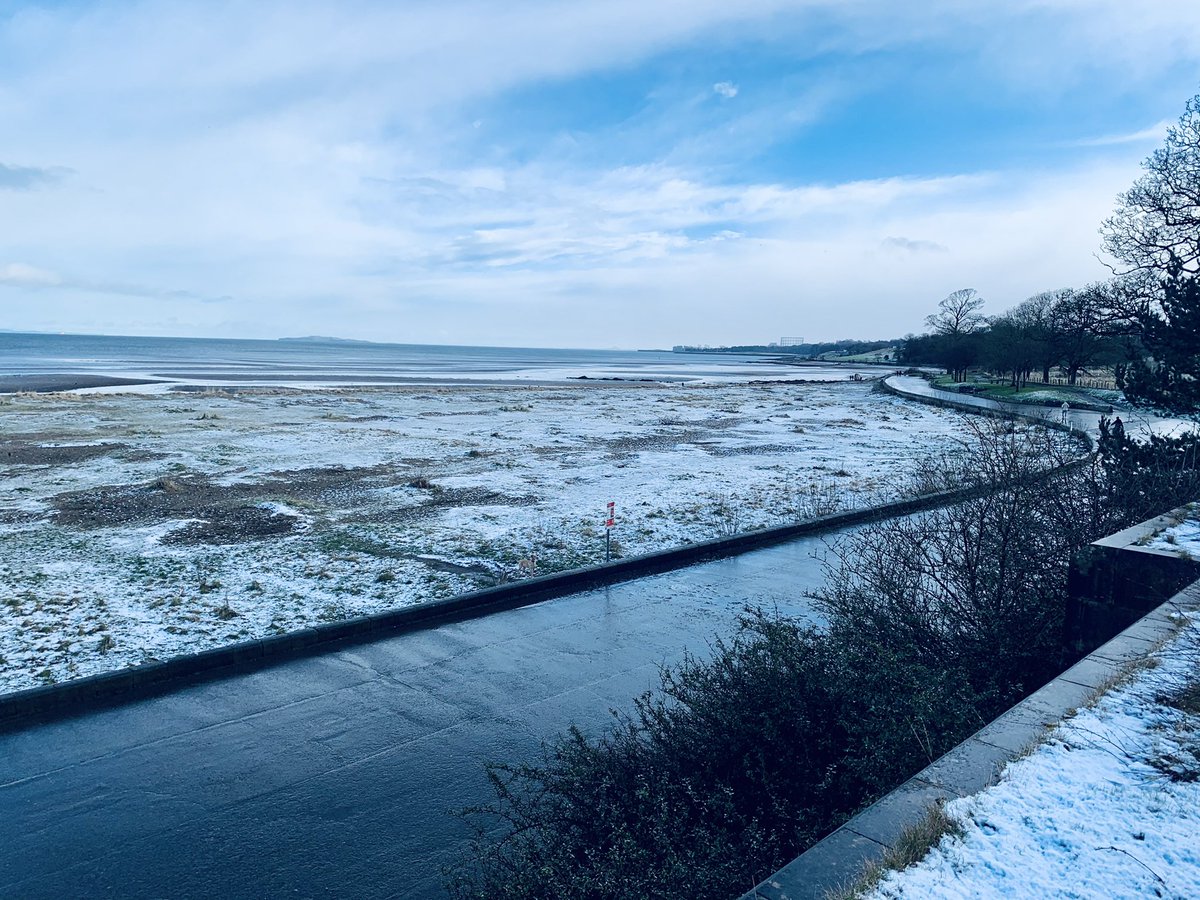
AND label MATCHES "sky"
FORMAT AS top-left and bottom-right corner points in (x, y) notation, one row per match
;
(1, 1), (1199, 349)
